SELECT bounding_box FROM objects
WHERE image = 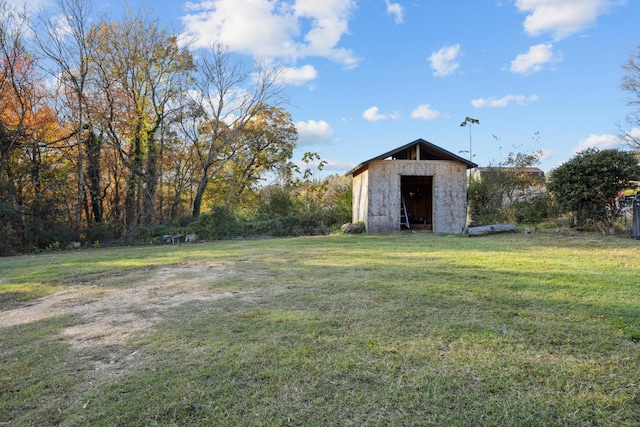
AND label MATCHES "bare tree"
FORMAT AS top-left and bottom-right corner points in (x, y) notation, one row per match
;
(32, 0), (92, 239)
(184, 43), (287, 218)
(621, 43), (640, 148)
